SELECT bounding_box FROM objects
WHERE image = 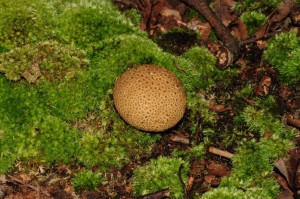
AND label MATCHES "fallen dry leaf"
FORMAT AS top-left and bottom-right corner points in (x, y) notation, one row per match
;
(287, 115), (300, 129)
(256, 75), (272, 96)
(0, 175), (6, 184)
(275, 173), (294, 195)
(206, 162), (231, 177)
(231, 18), (248, 40)
(187, 18), (212, 40)
(160, 6), (182, 21)
(214, 0), (236, 27)
(209, 104), (232, 112)
(255, 0), (295, 38)
(276, 190), (294, 199)
(204, 174), (221, 186)
(22, 61), (42, 83)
